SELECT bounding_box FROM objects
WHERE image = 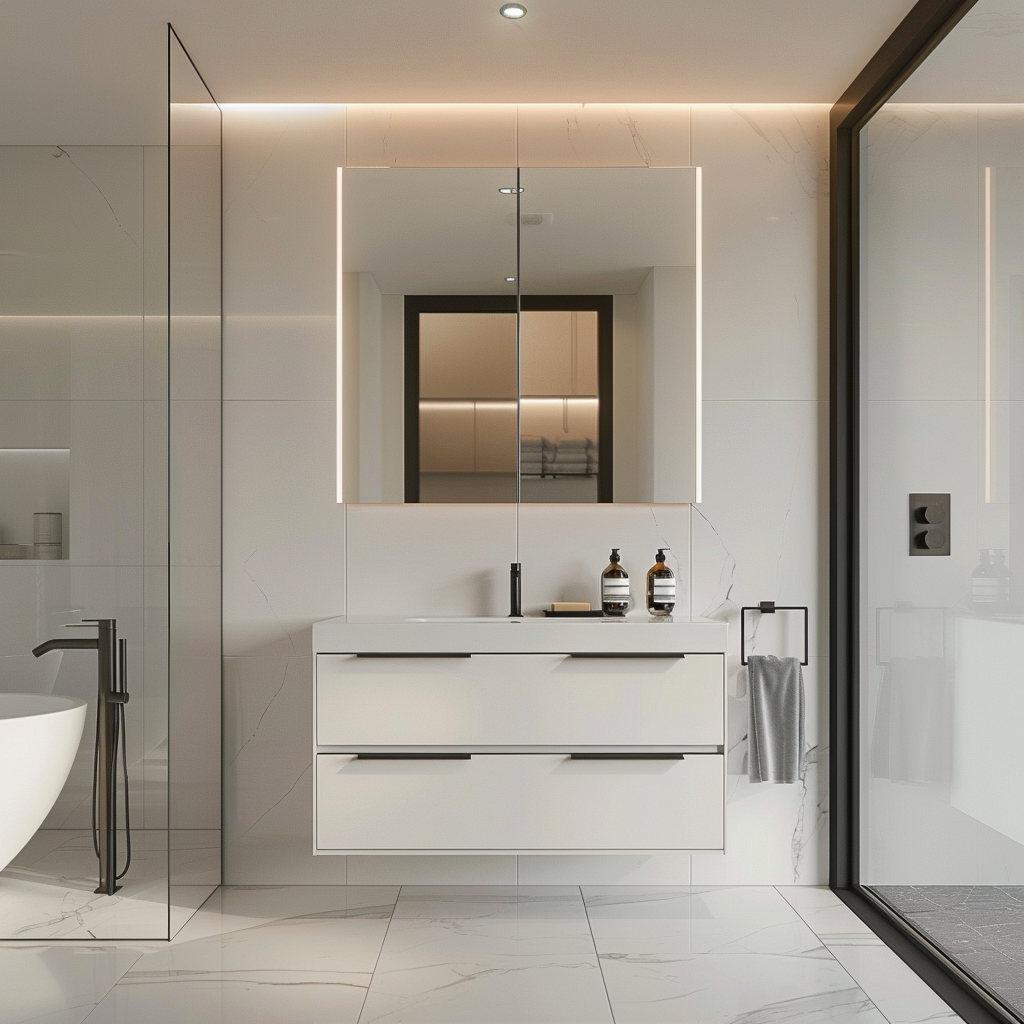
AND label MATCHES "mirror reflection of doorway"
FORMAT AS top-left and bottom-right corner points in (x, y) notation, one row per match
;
(404, 295), (612, 503)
